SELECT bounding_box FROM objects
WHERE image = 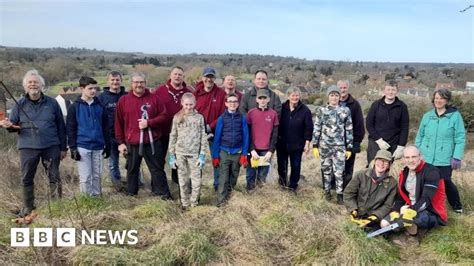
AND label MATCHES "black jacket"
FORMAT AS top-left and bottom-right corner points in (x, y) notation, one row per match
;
(366, 96), (409, 147)
(277, 100), (313, 152)
(341, 94), (365, 145)
(98, 86), (127, 138)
